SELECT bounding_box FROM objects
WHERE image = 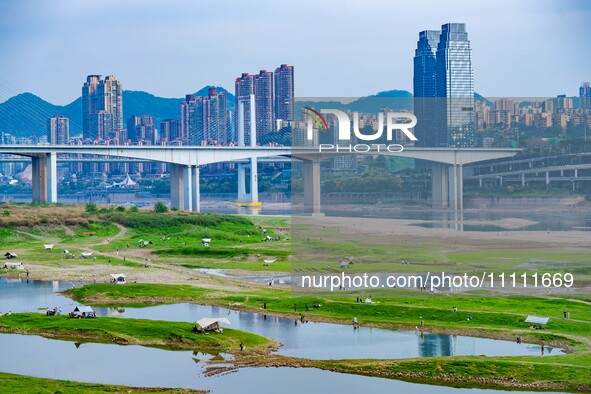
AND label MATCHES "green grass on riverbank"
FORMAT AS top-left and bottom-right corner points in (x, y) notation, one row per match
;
(0, 313), (275, 354)
(0, 372), (204, 394)
(67, 283), (591, 391)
